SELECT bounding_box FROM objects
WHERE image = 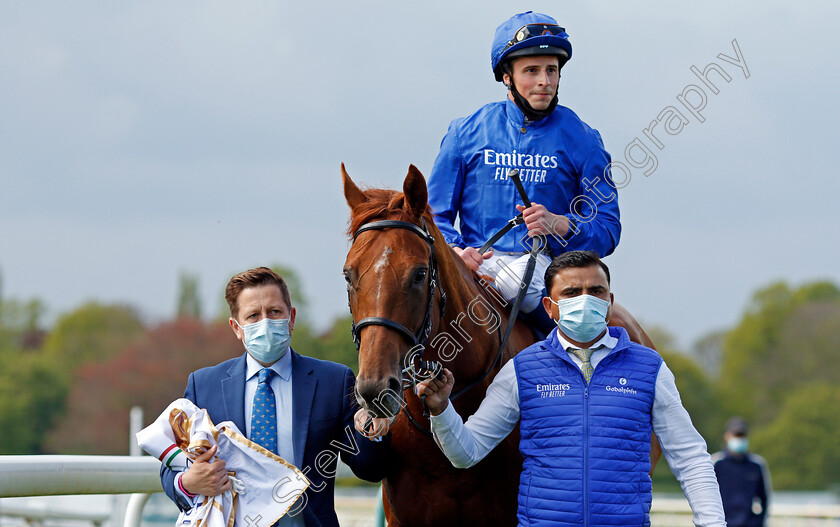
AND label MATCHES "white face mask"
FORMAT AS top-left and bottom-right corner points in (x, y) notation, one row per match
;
(727, 437), (749, 454)
(235, 317), (291, 363)
(550, 294), (610, 343)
